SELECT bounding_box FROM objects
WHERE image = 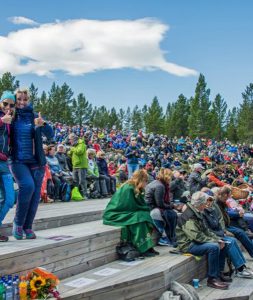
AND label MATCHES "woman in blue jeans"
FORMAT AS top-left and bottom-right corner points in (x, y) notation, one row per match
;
(0, 91), (16, 242)
(10, 88), (54, 240)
